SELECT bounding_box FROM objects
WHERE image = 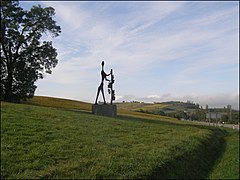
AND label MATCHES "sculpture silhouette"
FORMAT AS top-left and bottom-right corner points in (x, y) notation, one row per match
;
(95, 61), (110, 104)
(108, 69), (115, 104)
